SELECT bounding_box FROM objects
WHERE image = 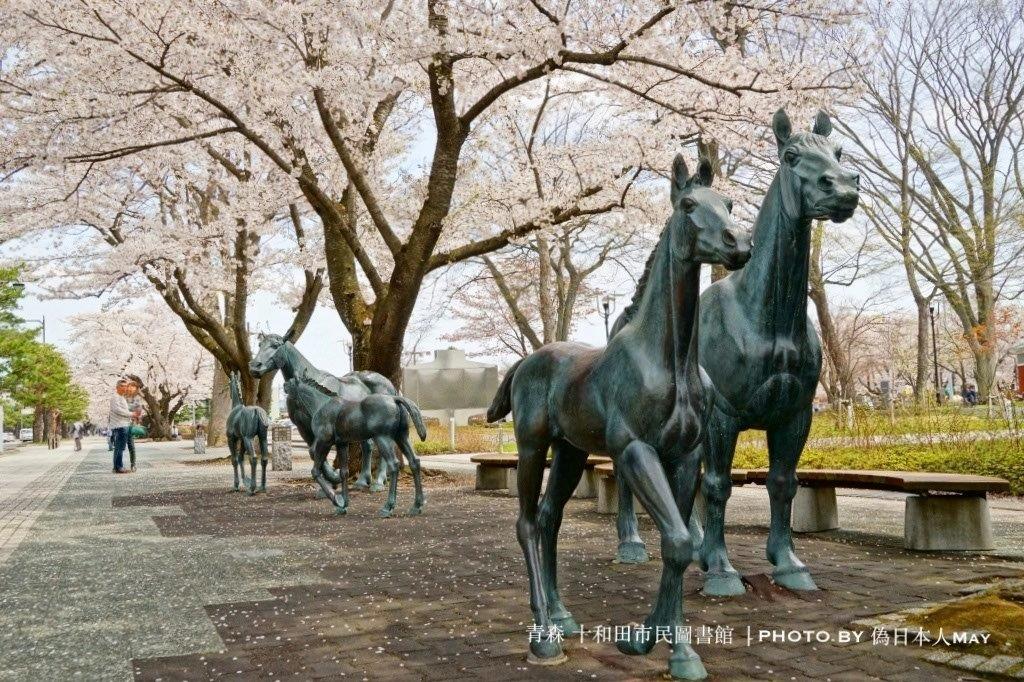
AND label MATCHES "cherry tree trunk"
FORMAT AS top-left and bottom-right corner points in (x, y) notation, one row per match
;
(207, 364), (231, 447)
